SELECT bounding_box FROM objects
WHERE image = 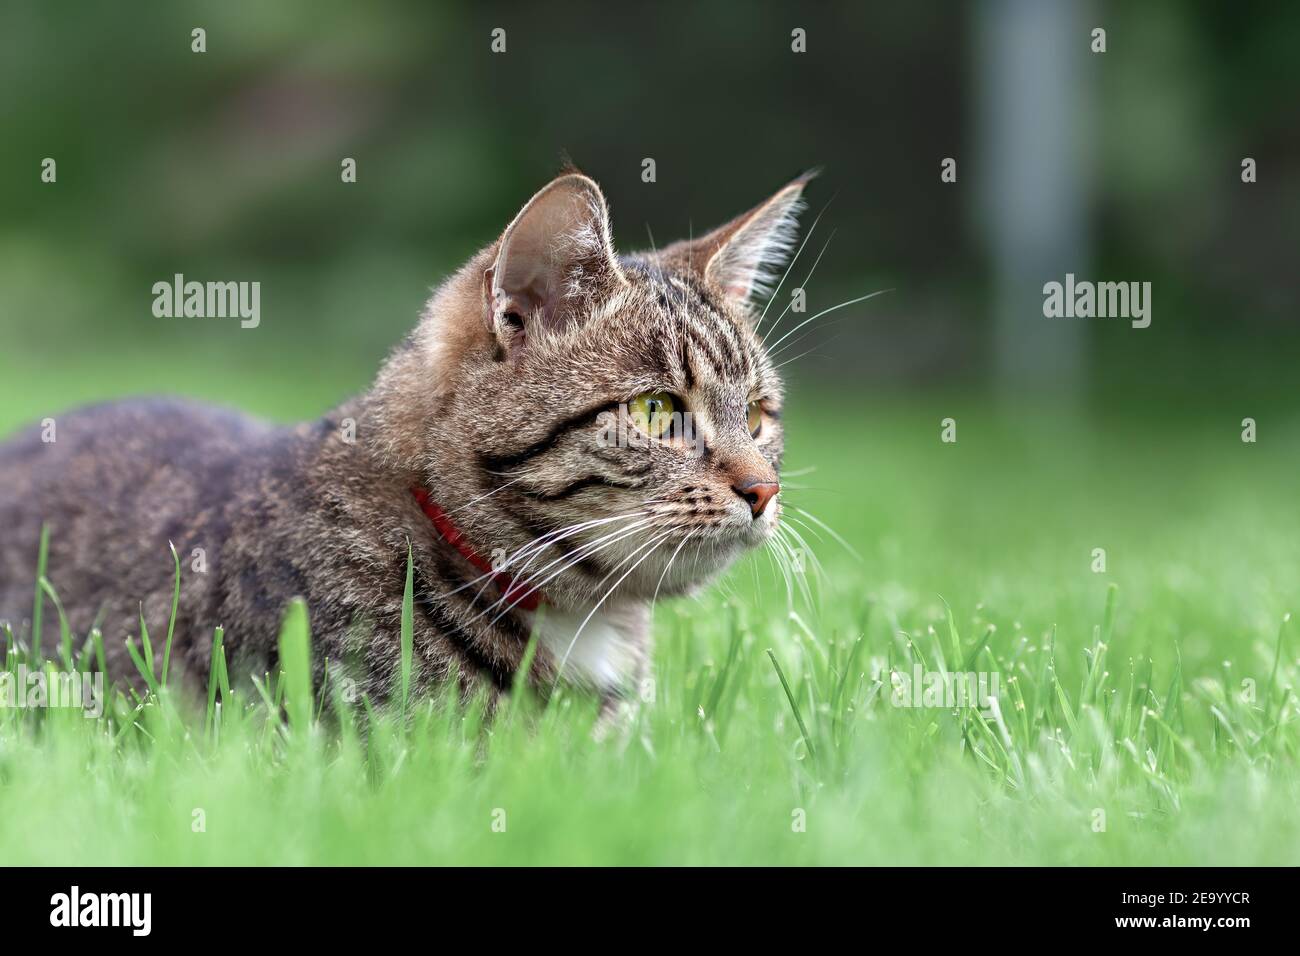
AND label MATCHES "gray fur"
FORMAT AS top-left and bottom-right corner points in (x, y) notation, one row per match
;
(0, 172), (806, 707)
